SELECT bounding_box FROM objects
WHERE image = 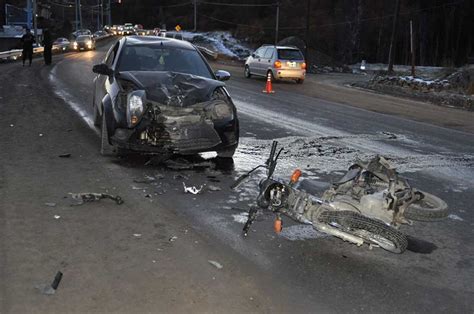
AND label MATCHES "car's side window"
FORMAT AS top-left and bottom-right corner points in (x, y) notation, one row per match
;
(263, 48), (274, 59)
(255, 47), (265, 58)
